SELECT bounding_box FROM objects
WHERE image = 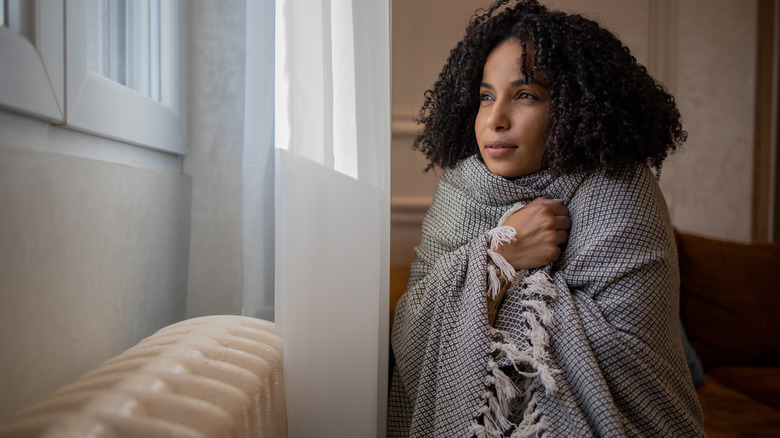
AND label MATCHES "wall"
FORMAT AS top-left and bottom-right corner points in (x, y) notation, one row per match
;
(391, 0), (759, 266)
(0, 113), (191, 420)
(659, 0), (757, 241)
